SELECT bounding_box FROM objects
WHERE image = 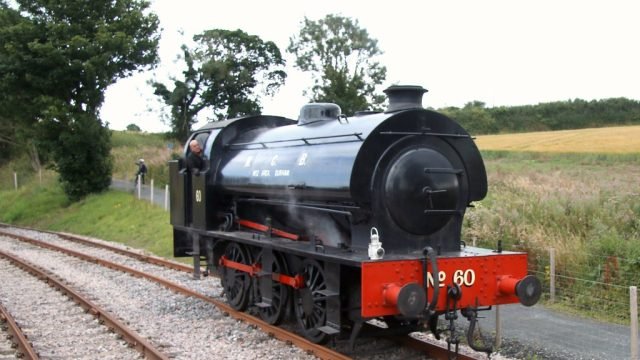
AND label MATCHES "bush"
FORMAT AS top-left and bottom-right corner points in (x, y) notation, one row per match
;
(40, 113), (113, 201)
